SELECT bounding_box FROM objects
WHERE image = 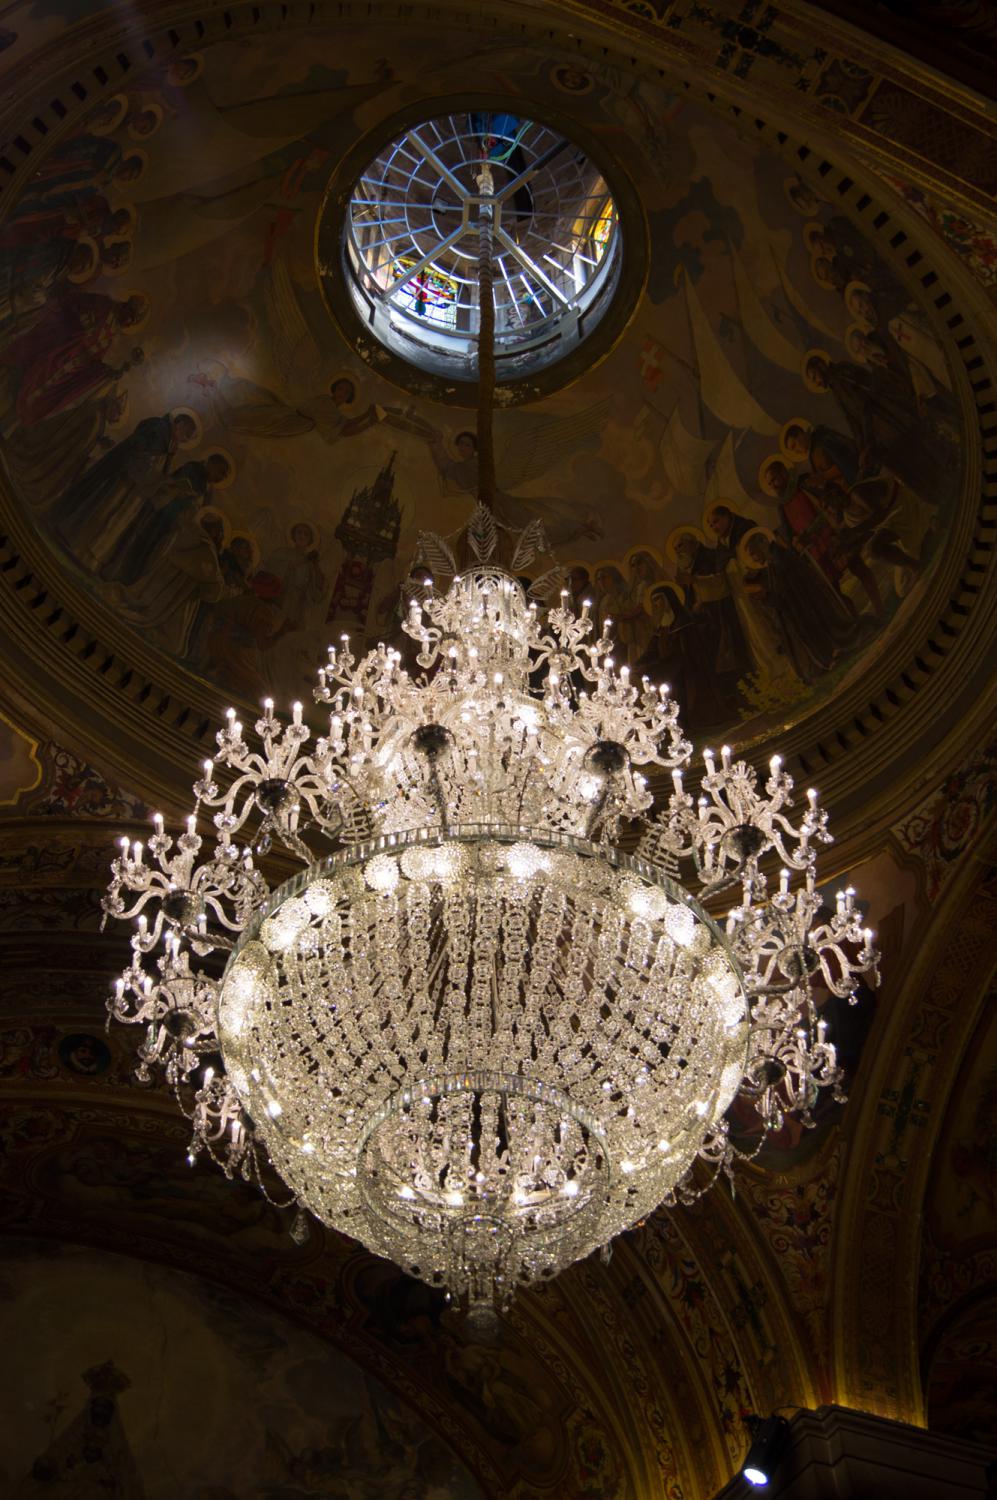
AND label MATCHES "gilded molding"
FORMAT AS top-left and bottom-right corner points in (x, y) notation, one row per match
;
(830, 822), (997, 1421)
